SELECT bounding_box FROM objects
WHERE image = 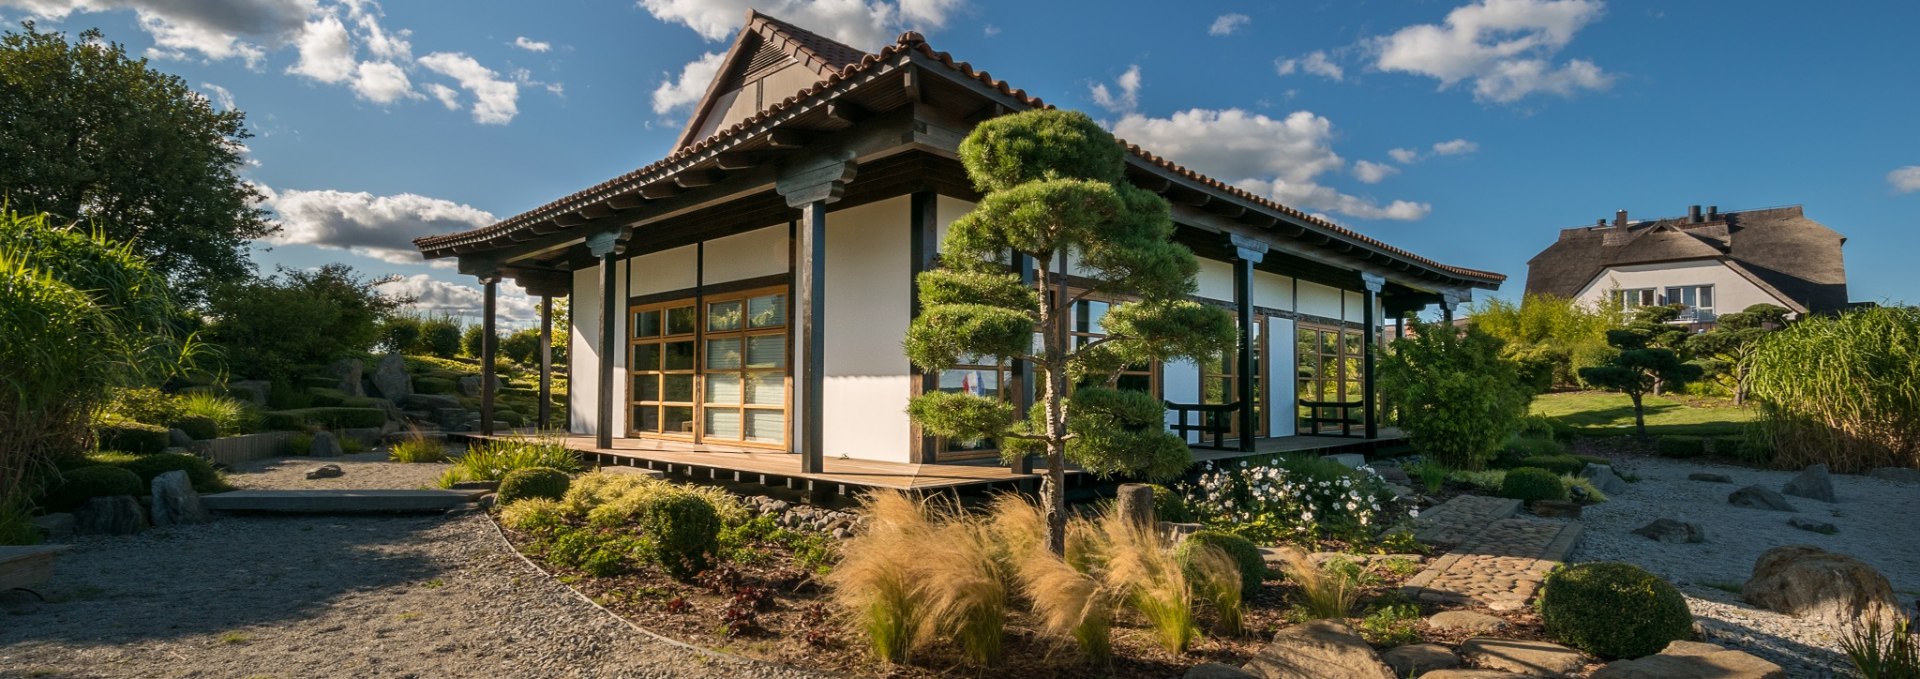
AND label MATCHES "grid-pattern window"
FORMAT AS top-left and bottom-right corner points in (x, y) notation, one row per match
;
(702, 291), (788, 444)
(1070, 298), (1157, 394)
(1296, 324), (1361, 426)
(936, 355), (1008, 457)
(1617, 288), (1658, 308)
(1202, 319), (1263, 438)
(630, 302), (698, 437)
(1663, 285), (1715, 322)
